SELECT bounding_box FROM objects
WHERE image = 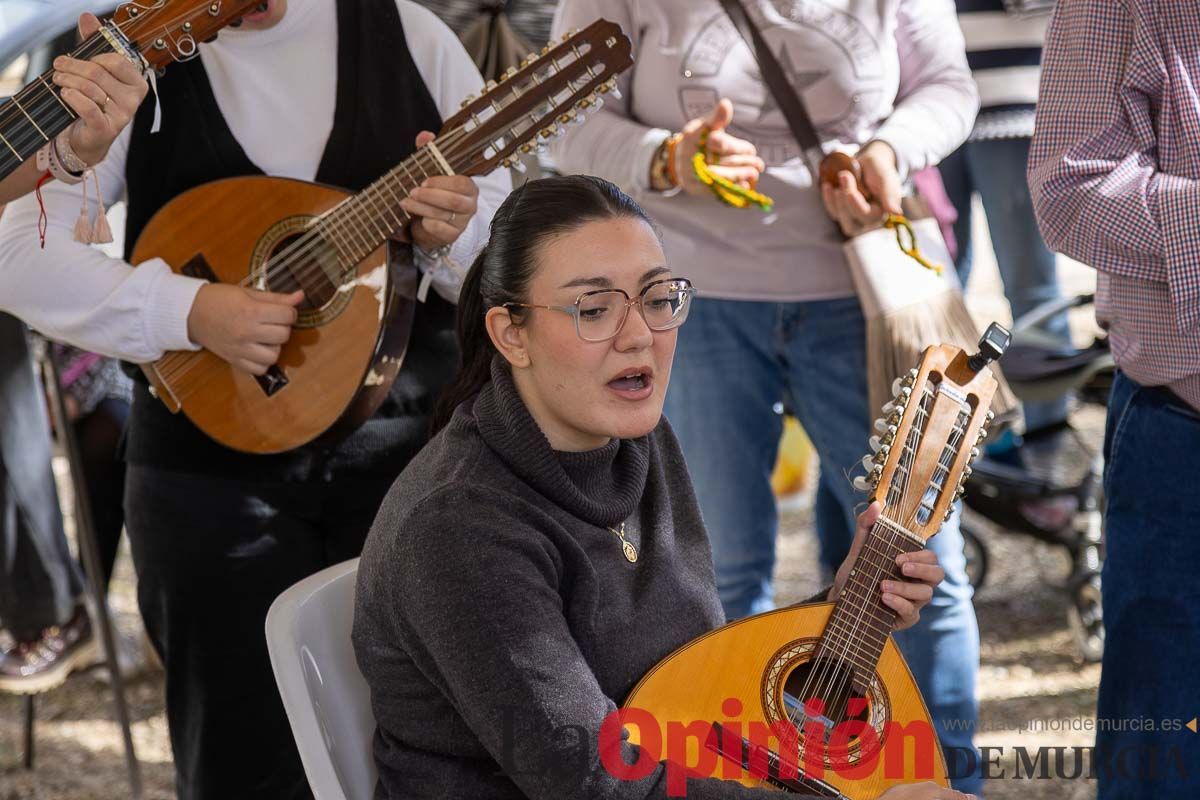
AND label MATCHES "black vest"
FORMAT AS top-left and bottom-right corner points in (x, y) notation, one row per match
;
(123, 0), (458, 481)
